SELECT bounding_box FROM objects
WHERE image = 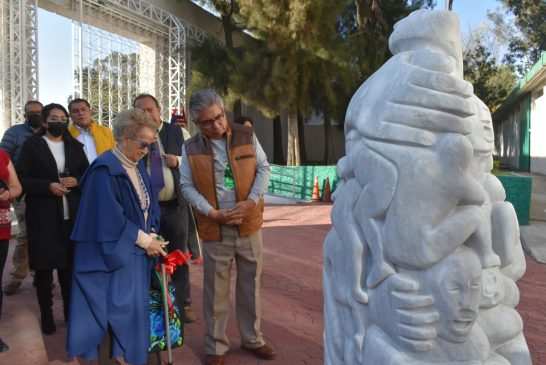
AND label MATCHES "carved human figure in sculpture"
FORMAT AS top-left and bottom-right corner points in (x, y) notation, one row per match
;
(340, 9), (500, 292)
(466, 95), (532, 364)
(363, 247), (507, 364)
(477, 267), (530, 364)
(323, 8), (530, 365)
